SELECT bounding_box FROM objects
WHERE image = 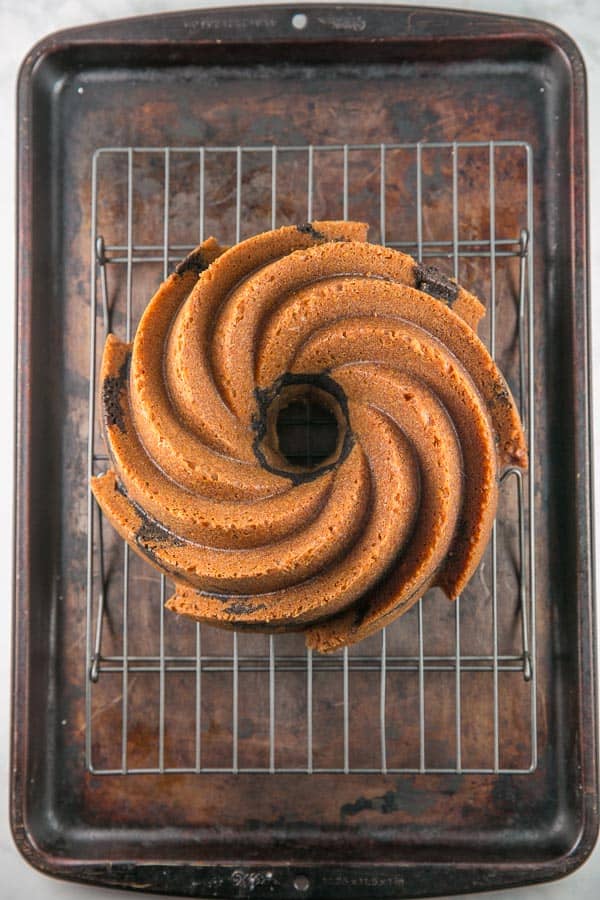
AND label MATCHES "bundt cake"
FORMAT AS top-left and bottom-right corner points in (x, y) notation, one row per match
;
(91, 221), (527, 651)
